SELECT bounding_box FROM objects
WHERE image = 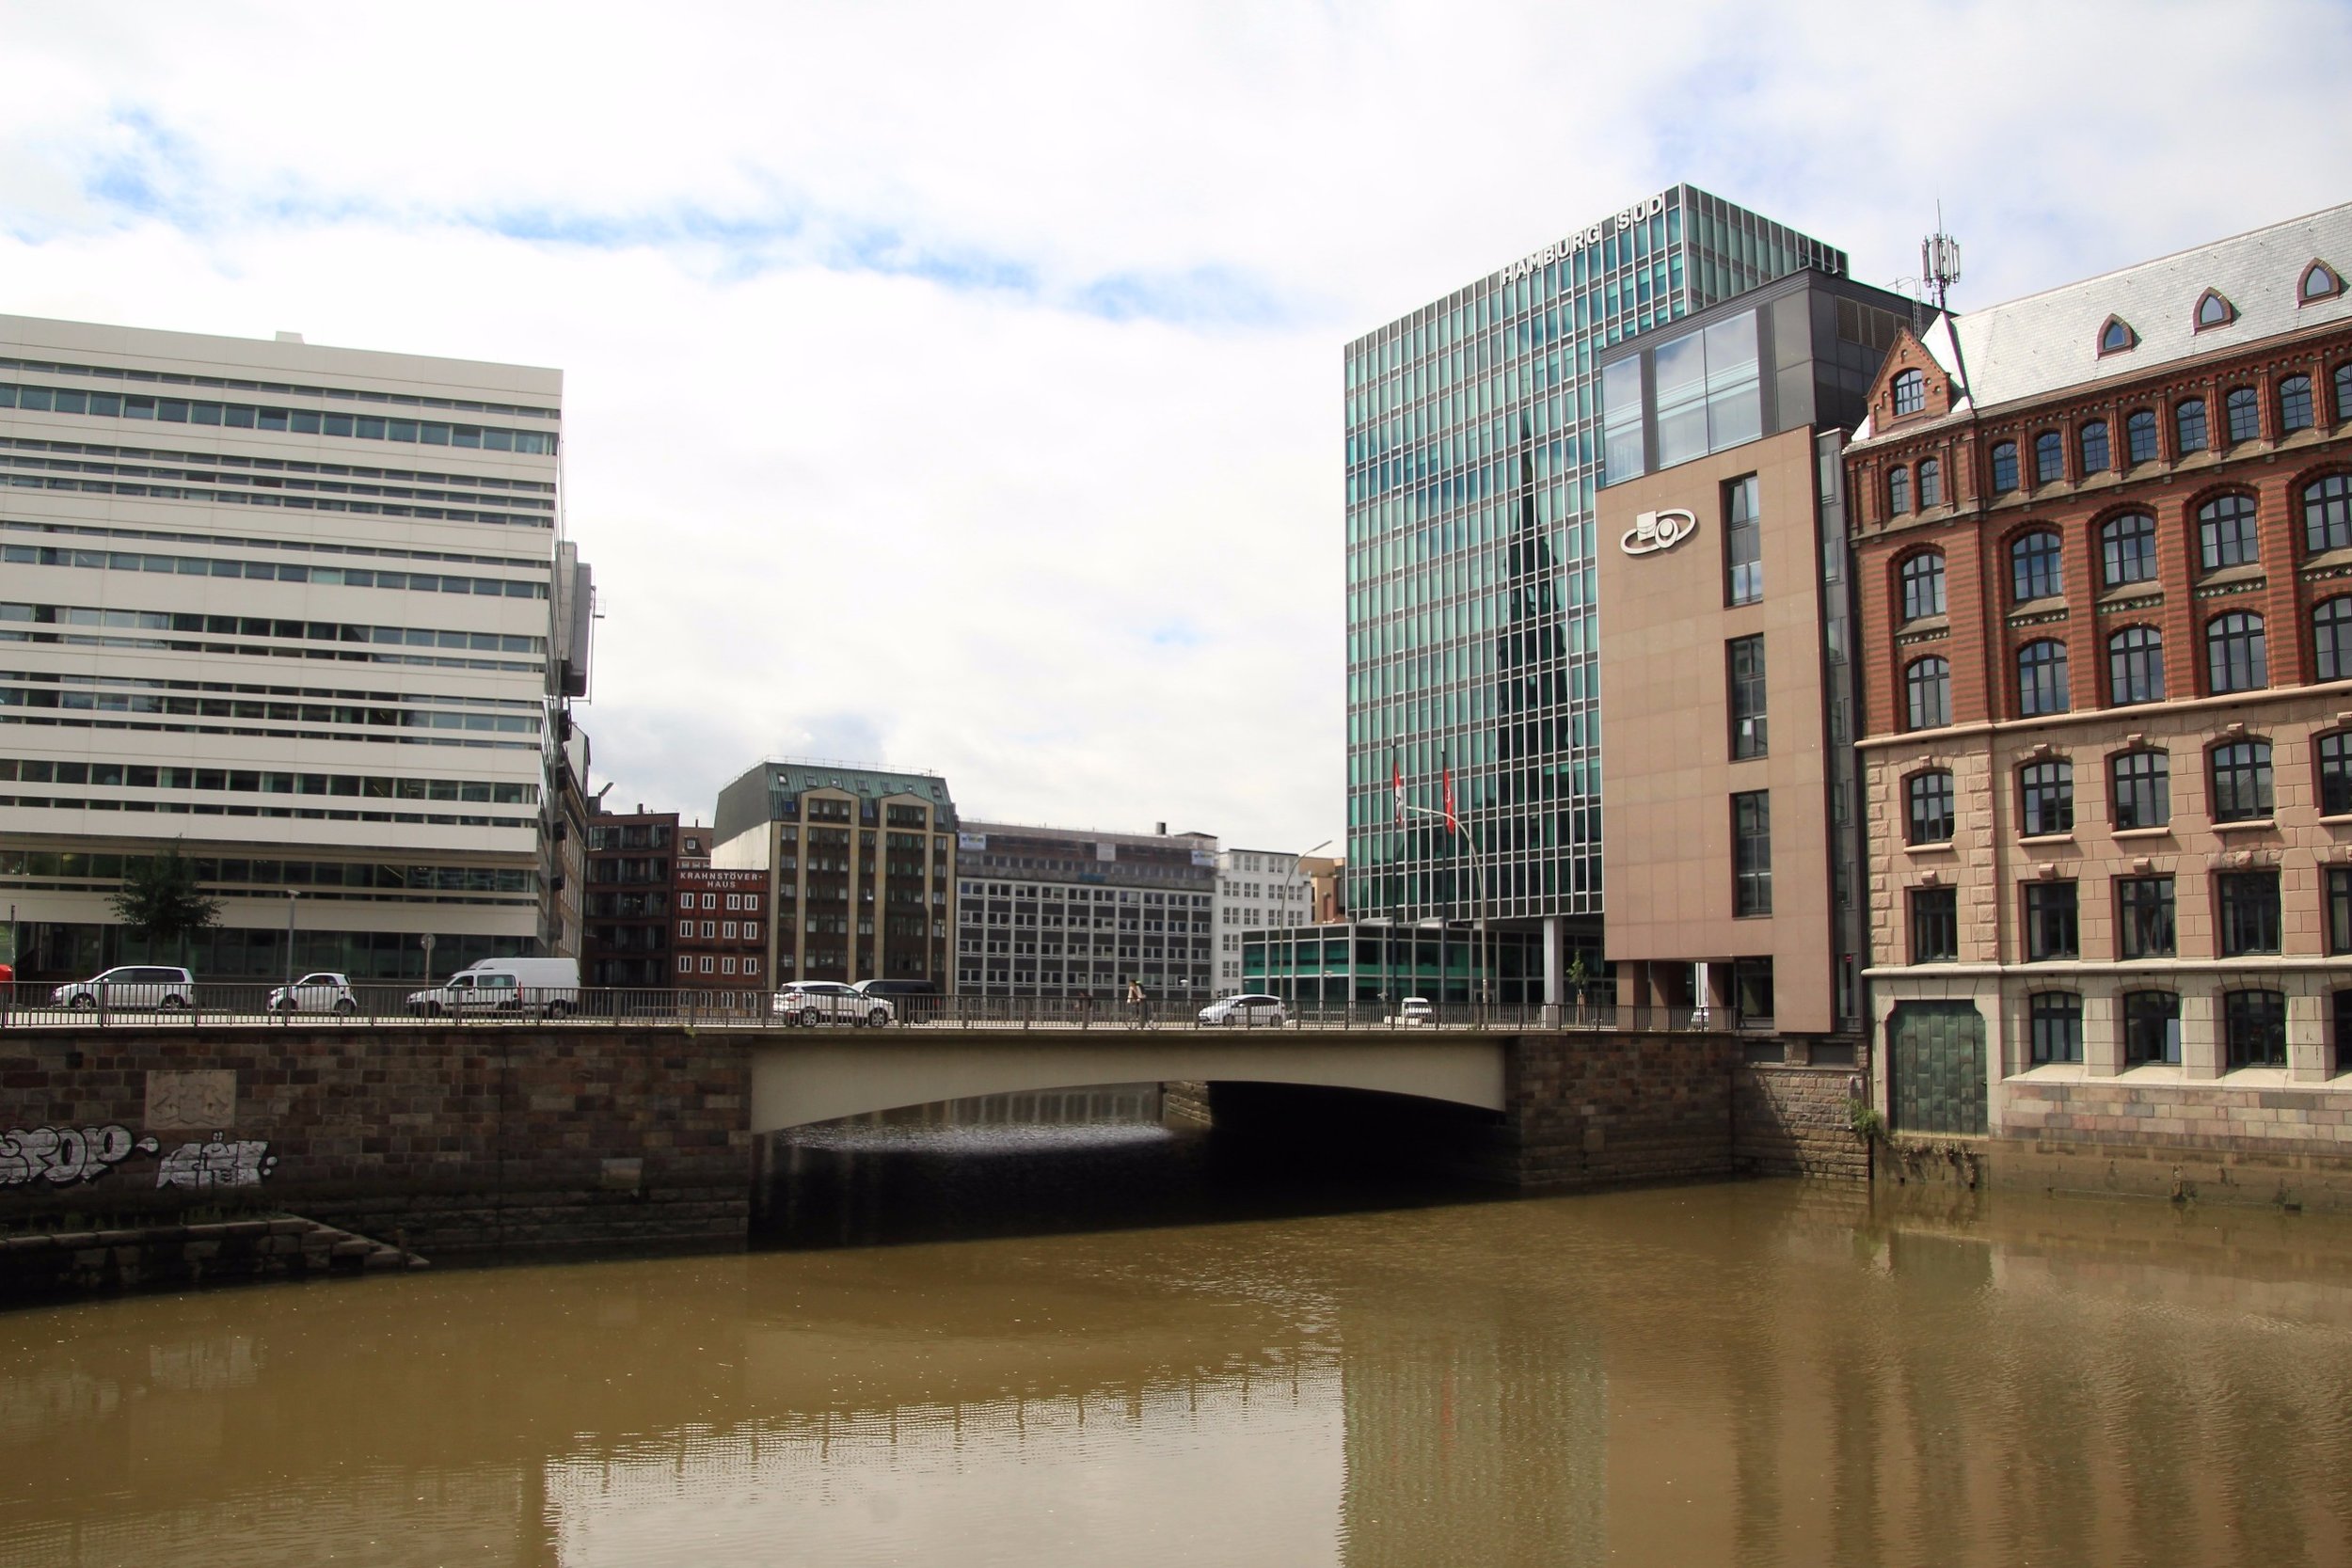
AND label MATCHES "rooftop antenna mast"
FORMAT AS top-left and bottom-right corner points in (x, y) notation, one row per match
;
(1920, 202), (1973, 405)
